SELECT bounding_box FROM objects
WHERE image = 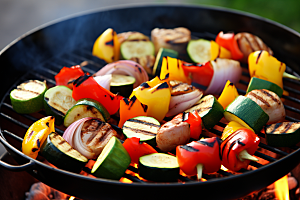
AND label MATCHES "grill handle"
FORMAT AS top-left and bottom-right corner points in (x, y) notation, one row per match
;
(0, 158), (35, 171)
